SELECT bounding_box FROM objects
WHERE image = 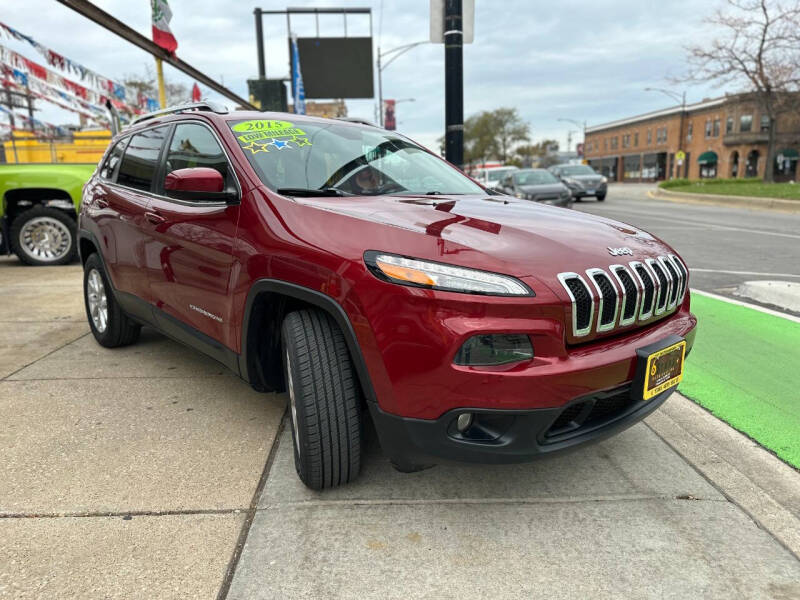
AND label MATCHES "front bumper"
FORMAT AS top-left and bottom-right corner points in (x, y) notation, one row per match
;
(370, 380), (676, 469)
(568, 183), (607, 197)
